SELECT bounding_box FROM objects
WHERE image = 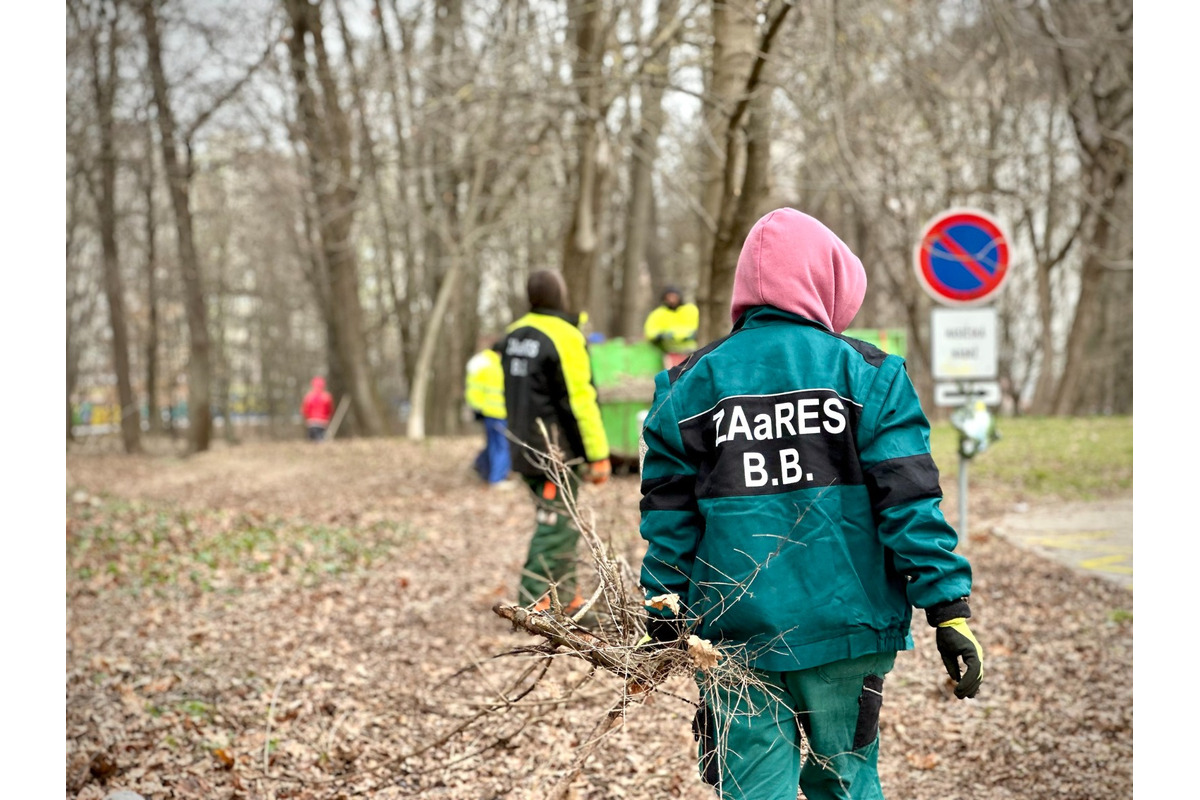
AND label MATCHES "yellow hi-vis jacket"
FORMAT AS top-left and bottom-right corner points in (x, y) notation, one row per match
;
(465, 348), (506, 420)
(499, 309), (609, 477)
(644, 302), (700, 353)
